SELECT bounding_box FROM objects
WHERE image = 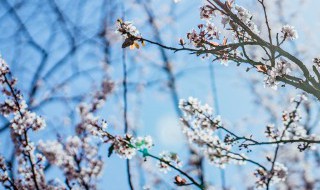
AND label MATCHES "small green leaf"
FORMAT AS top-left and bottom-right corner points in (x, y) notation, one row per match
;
(141, 149), (149, 157)
(108, 143), (115, 157)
